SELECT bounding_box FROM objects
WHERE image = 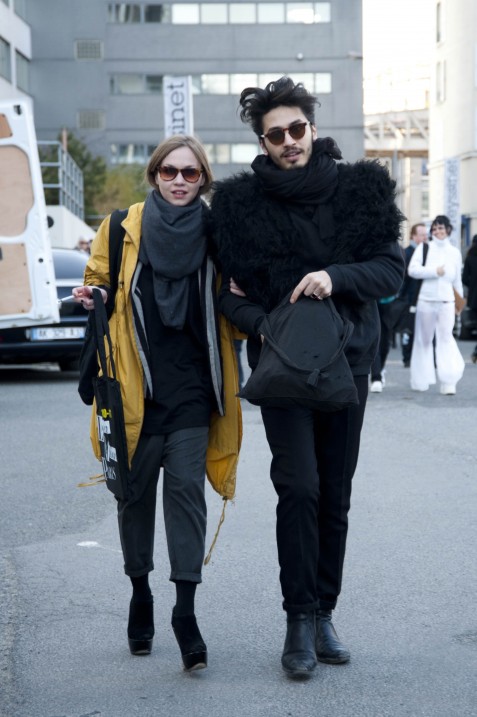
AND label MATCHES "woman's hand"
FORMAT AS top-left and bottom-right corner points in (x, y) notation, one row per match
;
(436, 265), (445, 276)
(230, 277), (246, 297)
(72, 286), (108, 311)
(290, 271), (333, 304)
